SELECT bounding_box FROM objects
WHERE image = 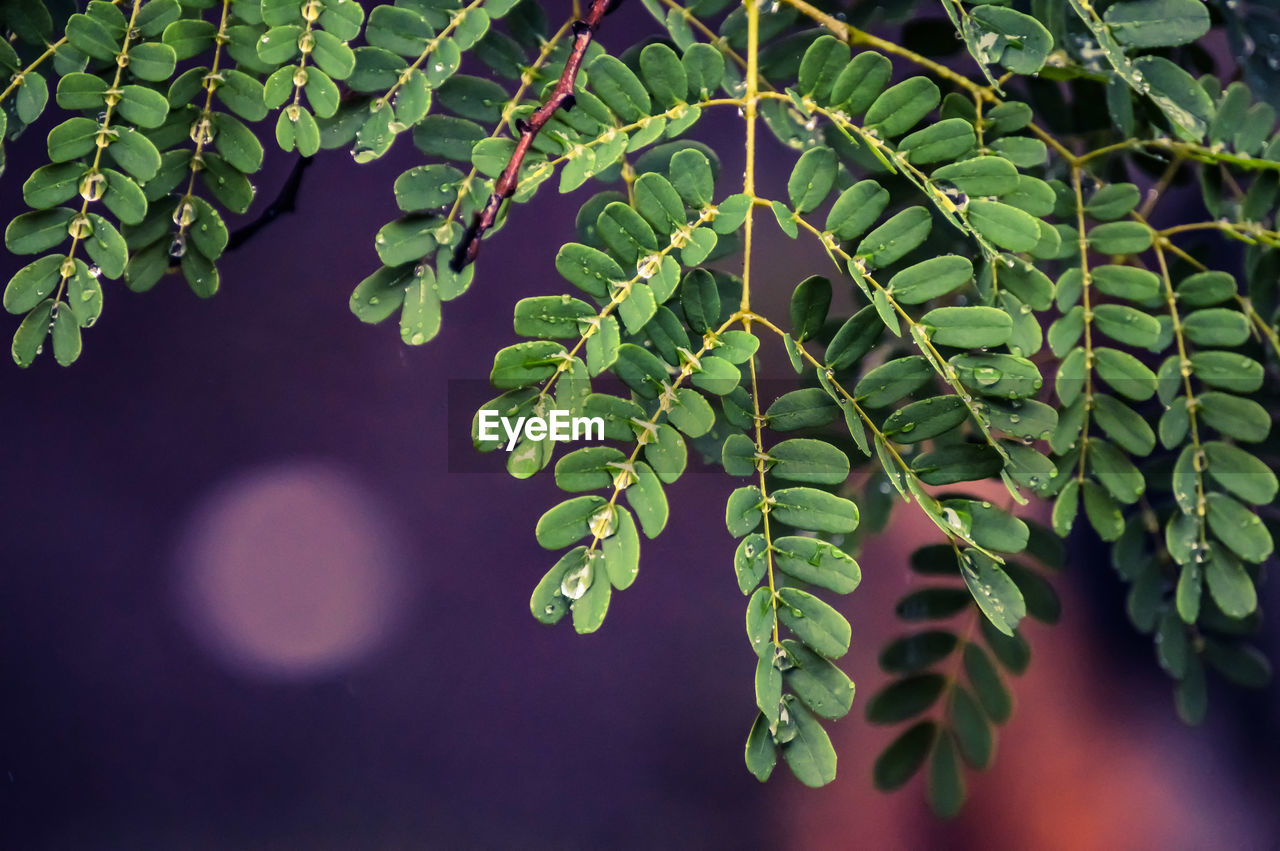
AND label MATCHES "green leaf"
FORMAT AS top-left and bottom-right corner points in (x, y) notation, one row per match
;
(949, 686), (993, 769)
(107, 127), (162, 182)
(66, 12), (120, 61)
(1094, 347), (1157, 400)
(989, 136), (1046, 168)
(745, 713), (777, 782)
(1175, 656), (1207, 725)
(1081, 480), (1124, 541)
(55, 72), (106, 111)
(825, 180), (889, 241)
(884, 395), (969, 443)
(638, 43), (687, 110)
(1088, 222), (1152, 255)
(913, 443), (1005, 486)
(1202, 639), (1271, 688)
(787, 146), (836, 213)
(215, 69), (268, 121)
(50, 306), (81, 366)
(712, 330), (759, 364)
(128, 41), (177, 82)
(831, 51), (892, 114)
(47, 117), (100, 163)
(1204, 441), (1278, 505)
(1181, 308), (1250, 347)
(927, 730), (966, 818)
(873, 721), (936, 790)
(922, 306), (1012, 348)
(350, 264), (408, 323)
(1177, 271), (1235, 306)
(899, 118), (976, 165)
(535, 495), (608, 549)
(797, 35), (849, 104)
(864, 76), (940, 138)
(825, 305), (883, 370)
(734, 533), (768, 594)
(1092, 303), (1160, 348)
(66, 259), (102, 328)
(773, 536), (861, 593)
(789, 275), (831, 341)
(888, 255), (973, 304)
(84, 212), (127, 278)
(711, 193), (751, 234)
(554, 446), (627, 492)
(625, 461), (668, 538)
(1094, 394), (1156, 456)
(963, 642), (1011, 722)
(765, 486), (859, 534)
(756, 649), (783, 725)
(1204, 543), (1258, 617)
(960, 551), (1026, 636)
(490, 340), (566, 389)
(598, 201), (658, 264)
(782, 700), (838, 788)
(897, 587), (972, 620)
(1133, 55), (1214, 140)
(8, 207), (75, 257)
(856, 206), (931, 268)
(400, 269), (441, 346)
(1206, 494), (1272, 563)
(12, 299), (55, 367)
(512, 295), (595, 339)
(785, 640), (855, 720)
(1092, 265), (1159, 301)
(854, 356), (932, 408)
(1197, 392), (1270, 442)
(867, 673), (946, 723)
(310, 31), (356, 80)
(589, 54), (651, 122)
(163, 19), (216, 60)
(727, 485), (764, 537)
(765, 388), (839, 431)
(966, 200), (1041, 252)
(933, 156), (1018, 196)
(682, 43), (725, 100)
(4, 255), (64, 315)
(555, 242), (625, 300)
(1089, 438), (1145, 504)
(968, 4), (1053, 74)
(952, 352), (1042, 399)
(879, 630), (958, 674)
(766, 438), (847, 485)
(1104, 0), (1210, 48)
(777, 586), (850, 659)
(1085, 184), (1141, 221)
(570, 556), (611, 634)
(365, 5), (432, 56)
